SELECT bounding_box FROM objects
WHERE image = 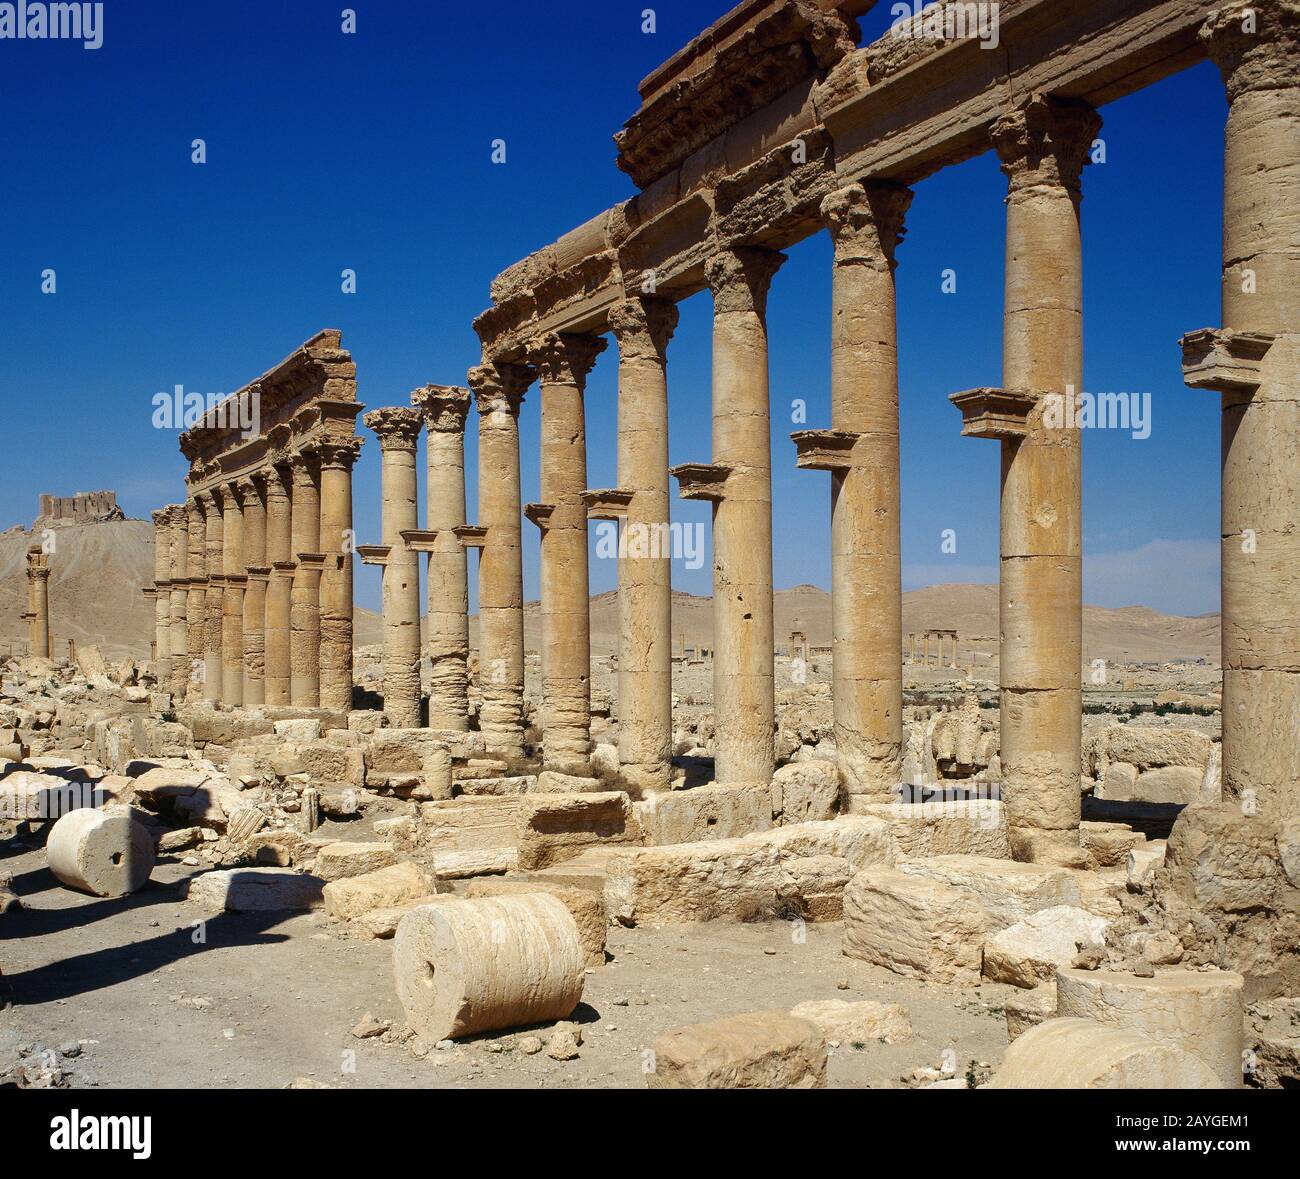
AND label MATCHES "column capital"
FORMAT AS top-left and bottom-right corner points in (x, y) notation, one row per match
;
(609, 297), (679, 361)
(821, 181), (913, 271)
(152, 508), (170, 528)
(197, 489), (222, 514)
(261, 463), (292, 498)
(318, 436), (364, 471)
(411, 384), (471, 433)
(288, 448), (322, 485)
(1201, 0), (1300, 99)
(990, 94), (1101, 195)
(468, 362), (533, 416)
(168, 502), (189, 526)
(363, 406), (423, 451)
(705, 246), (786, 315)
(218, 482), (243, 510)
(234, 474), (262, 500)
(526, 332), (607, 388)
